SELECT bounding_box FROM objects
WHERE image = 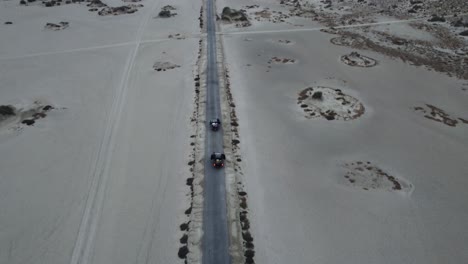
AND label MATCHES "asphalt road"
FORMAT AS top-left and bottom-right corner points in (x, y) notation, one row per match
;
(202, 0), (232, 262)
